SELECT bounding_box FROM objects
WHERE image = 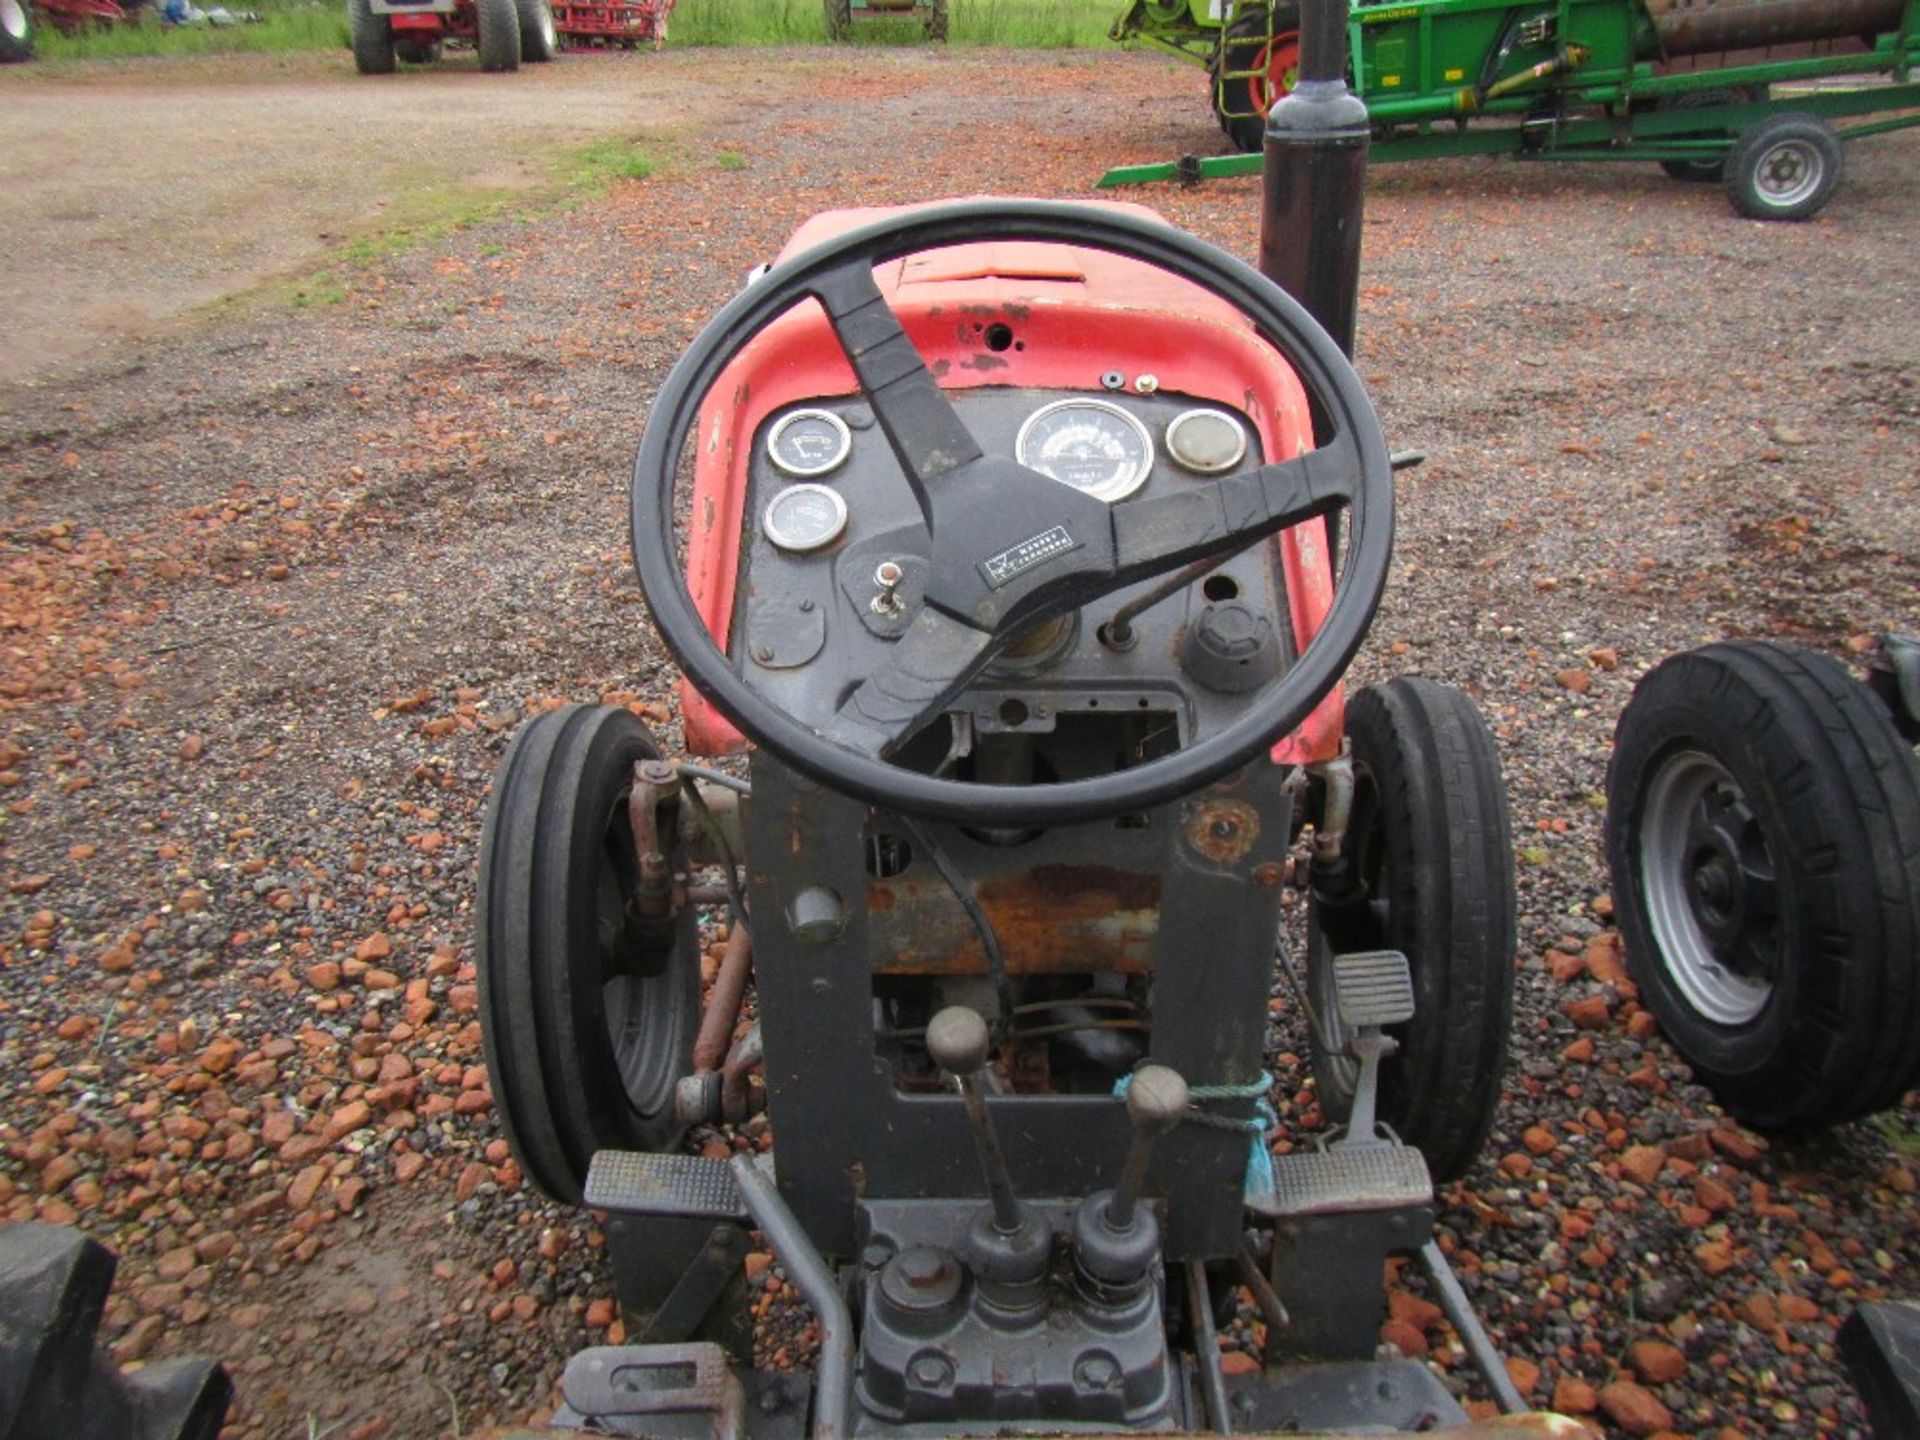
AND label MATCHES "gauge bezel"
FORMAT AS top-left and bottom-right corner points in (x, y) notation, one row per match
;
(1165, 407), (1250, 475)
(762, 482), (849, 554)
(1013, 397), (1157, 503)
(766, 407), (854, 478)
